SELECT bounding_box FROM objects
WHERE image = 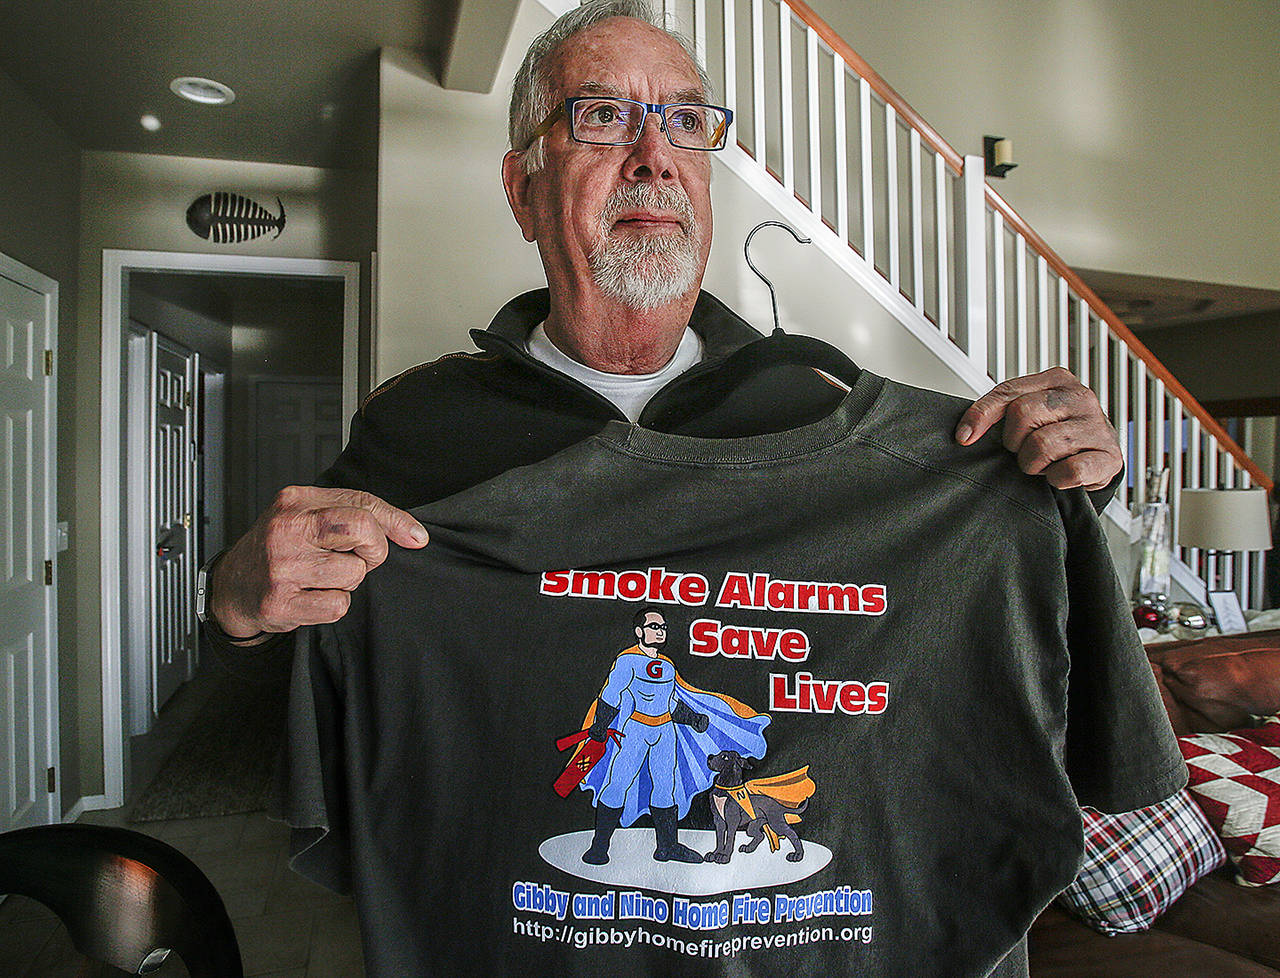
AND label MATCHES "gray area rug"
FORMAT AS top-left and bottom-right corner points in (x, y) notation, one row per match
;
(129, 646), (292, 823)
